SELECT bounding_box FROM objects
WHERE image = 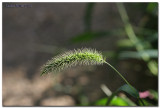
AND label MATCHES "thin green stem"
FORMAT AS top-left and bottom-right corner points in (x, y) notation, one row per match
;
(104, 61), (131, 86)
(104, 61), (140, 99)
(104, 61), (144, 106)
(104, 61), (146, 106)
